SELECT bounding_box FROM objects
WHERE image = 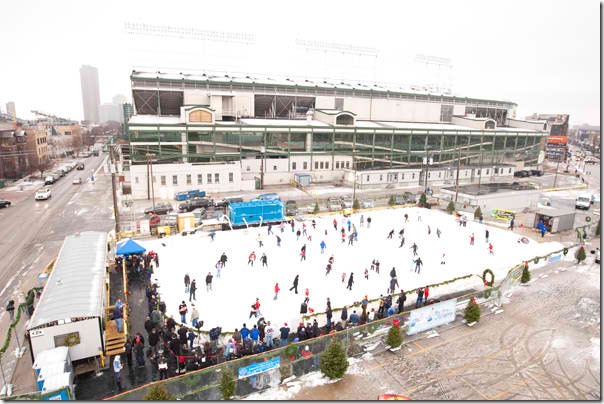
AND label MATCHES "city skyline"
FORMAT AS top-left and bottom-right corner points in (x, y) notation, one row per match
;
(0, 0), (599, 126)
